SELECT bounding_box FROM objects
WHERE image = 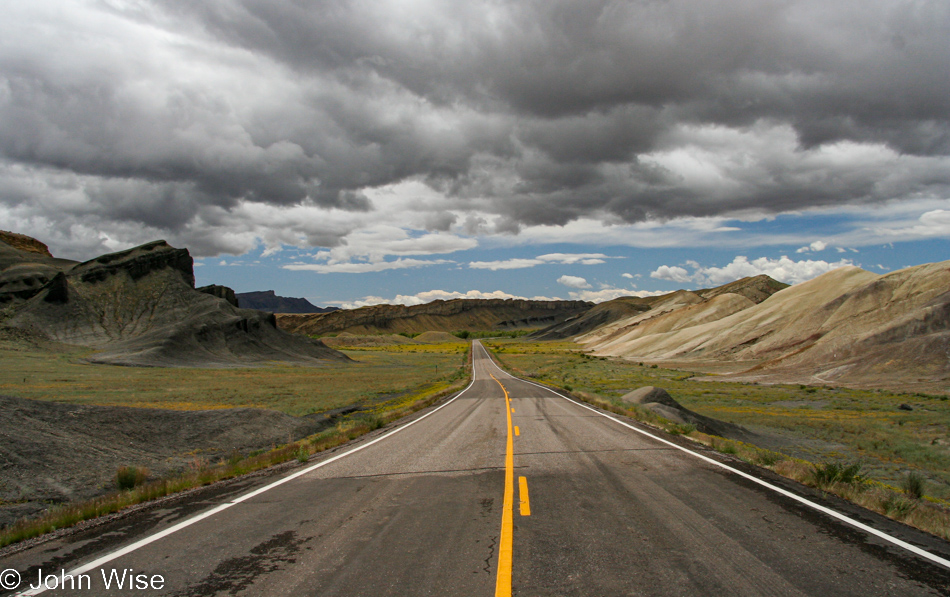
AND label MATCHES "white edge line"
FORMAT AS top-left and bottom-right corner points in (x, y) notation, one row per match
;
(480, 344), (950, 570)
(15, 375), (478, 596)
